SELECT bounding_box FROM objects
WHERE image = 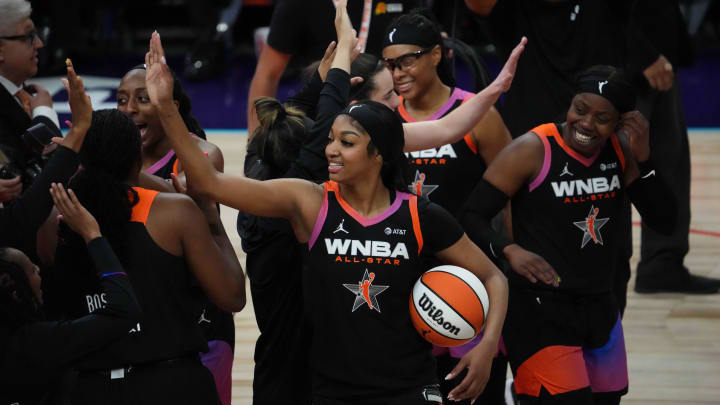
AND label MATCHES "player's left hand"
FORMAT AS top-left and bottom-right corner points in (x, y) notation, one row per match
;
(446, 340), (495, 403)
(618, 110), (650, 162)
(145, 31), (174, 108)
